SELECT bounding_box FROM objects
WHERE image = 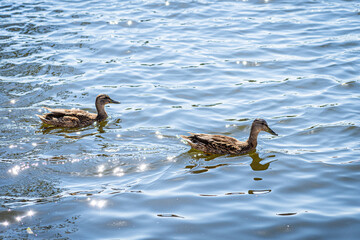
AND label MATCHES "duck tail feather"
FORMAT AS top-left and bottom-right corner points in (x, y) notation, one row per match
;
(42, 107), (53, 112)
(37, 114), (52, 124)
